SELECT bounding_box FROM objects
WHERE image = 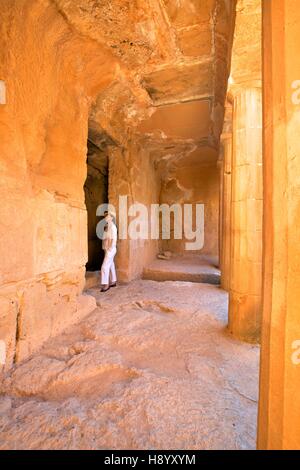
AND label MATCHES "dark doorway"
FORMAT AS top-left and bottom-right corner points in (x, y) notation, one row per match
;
(84, 140), (108, 271)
